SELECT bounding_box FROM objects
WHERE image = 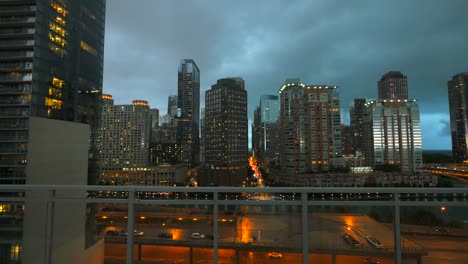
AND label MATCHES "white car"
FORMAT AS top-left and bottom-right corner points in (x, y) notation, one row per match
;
(191, 232), (205, 239)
